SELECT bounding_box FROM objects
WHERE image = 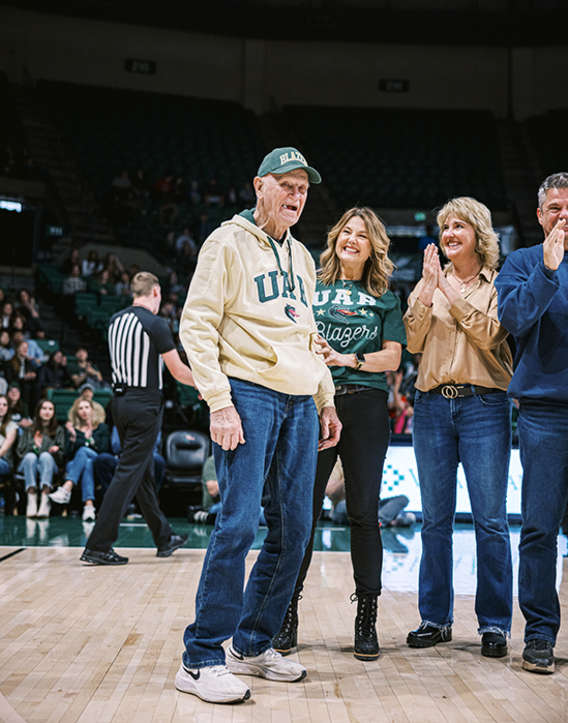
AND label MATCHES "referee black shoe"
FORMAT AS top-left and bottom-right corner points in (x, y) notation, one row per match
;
(80, 548), (129, 565)
(156, 533), (189, 558)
